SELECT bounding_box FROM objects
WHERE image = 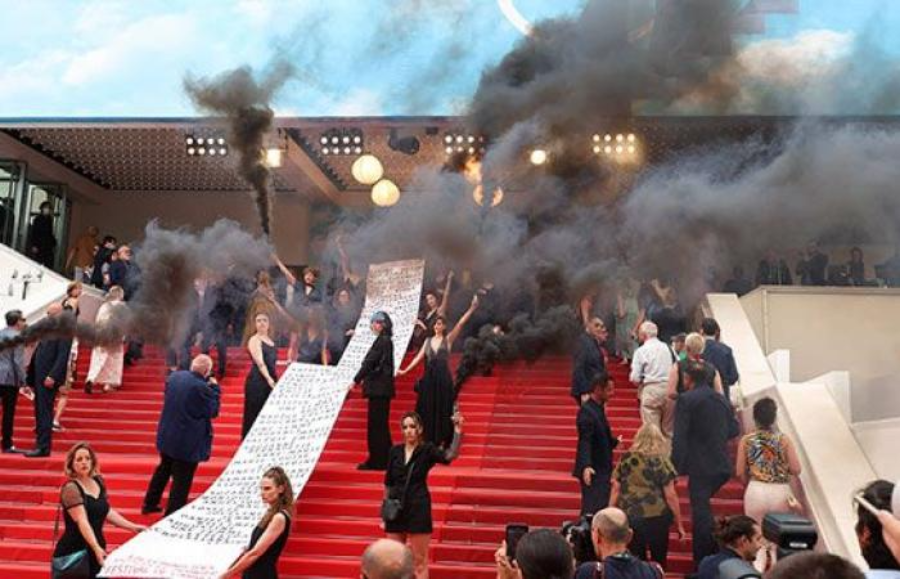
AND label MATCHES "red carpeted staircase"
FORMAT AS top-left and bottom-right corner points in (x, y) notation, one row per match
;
(0, 348), (744, 578)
